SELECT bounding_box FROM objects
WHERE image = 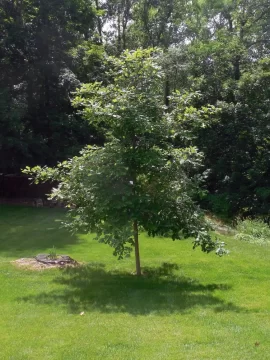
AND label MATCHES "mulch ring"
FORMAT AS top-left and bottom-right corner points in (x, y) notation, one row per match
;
(12, 254), (79, 270)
